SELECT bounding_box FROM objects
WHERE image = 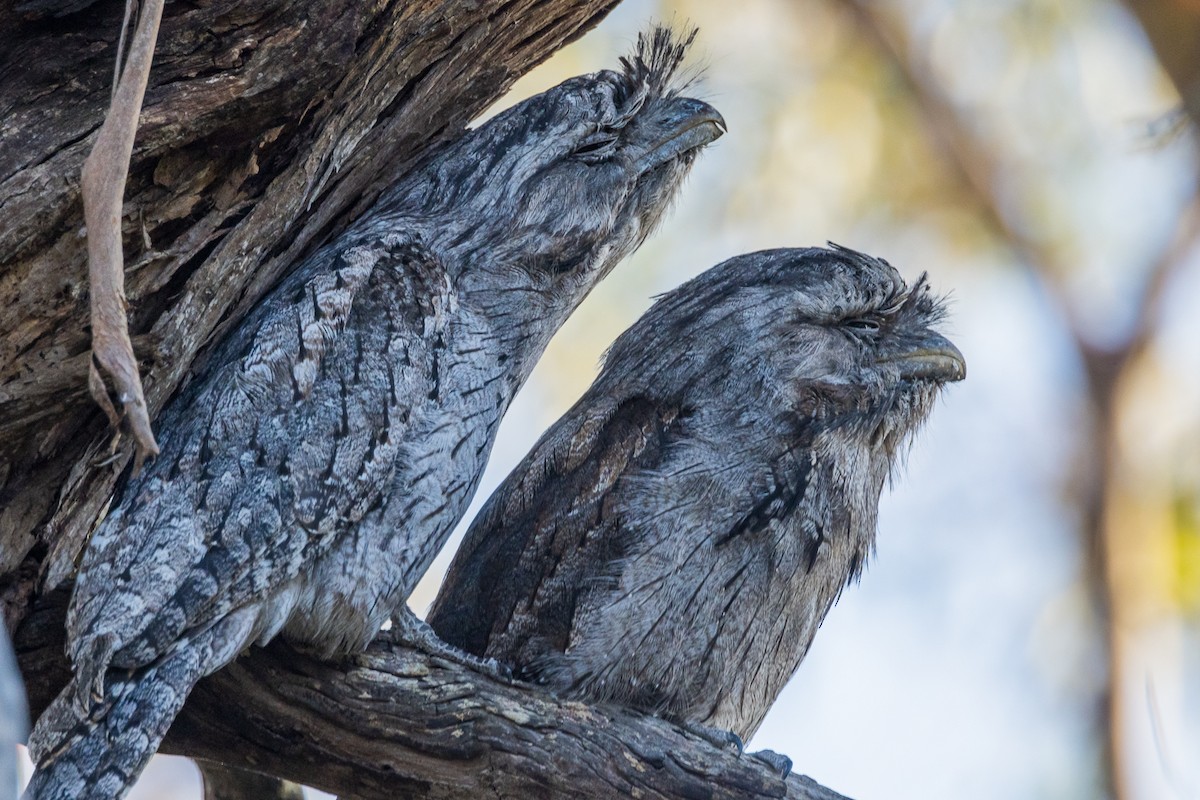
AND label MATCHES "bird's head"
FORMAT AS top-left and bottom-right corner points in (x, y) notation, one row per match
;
(602, 245), (965, 461)
(385, 26), (724, 312)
